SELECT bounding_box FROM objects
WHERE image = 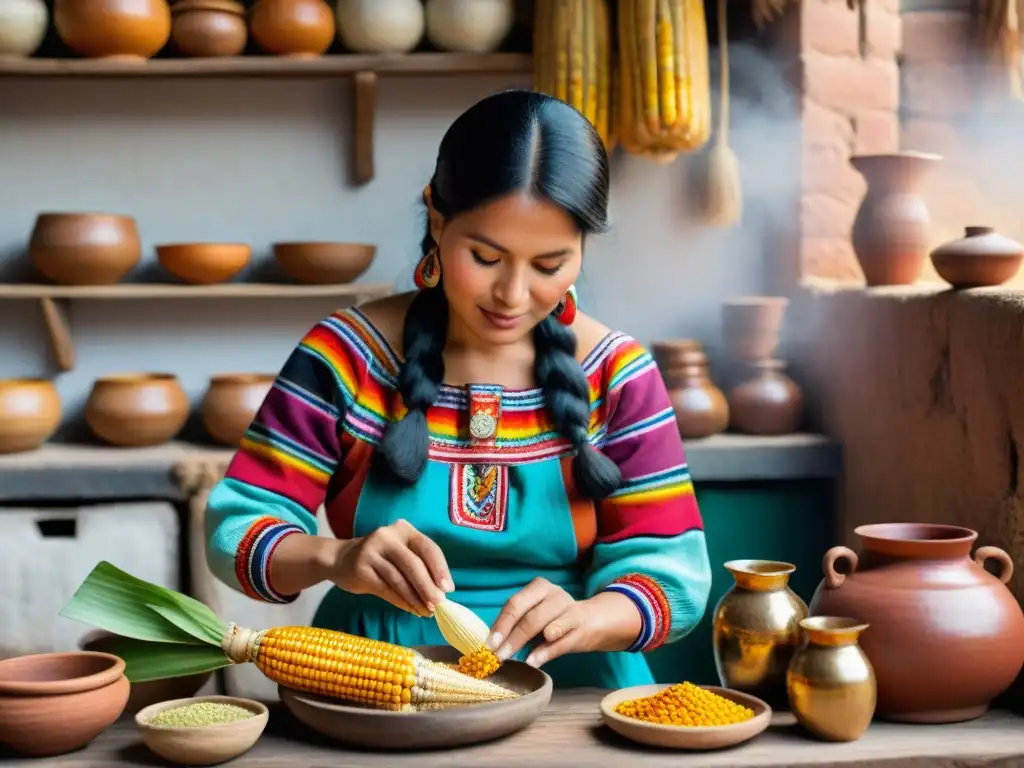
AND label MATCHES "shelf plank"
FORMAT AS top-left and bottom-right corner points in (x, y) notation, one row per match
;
(0, 53), (533, 79)
(0, 282), (393, 299)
